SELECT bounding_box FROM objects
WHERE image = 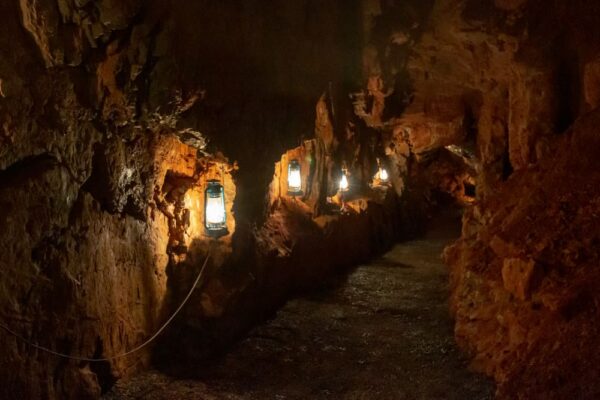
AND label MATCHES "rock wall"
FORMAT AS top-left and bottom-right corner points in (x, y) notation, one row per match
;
(362, 0), (600, 397)
(0, 130), (195, 398)
(445, 110), (600, 399)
